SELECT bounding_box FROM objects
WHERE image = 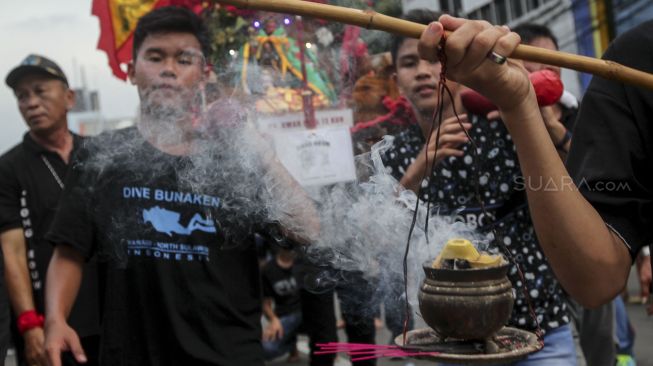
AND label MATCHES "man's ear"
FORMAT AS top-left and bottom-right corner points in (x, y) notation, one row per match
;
(392, 72), (406, 96)
(127, 60), (136, 85)
(65, 86), (76, 111)
(199, 66), (215, 90)
(201, 64), (213, 90)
